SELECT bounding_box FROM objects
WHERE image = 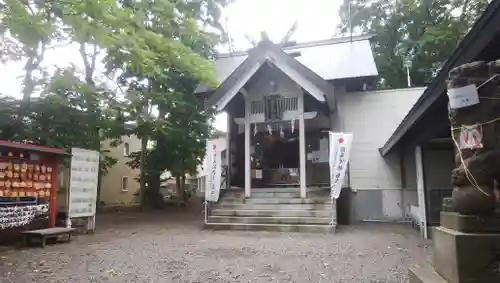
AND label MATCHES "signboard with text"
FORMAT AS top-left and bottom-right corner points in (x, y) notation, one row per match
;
(329, 132), (353, 200)
(205, 143), (221, 202)
(68, 148), (100, 218)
